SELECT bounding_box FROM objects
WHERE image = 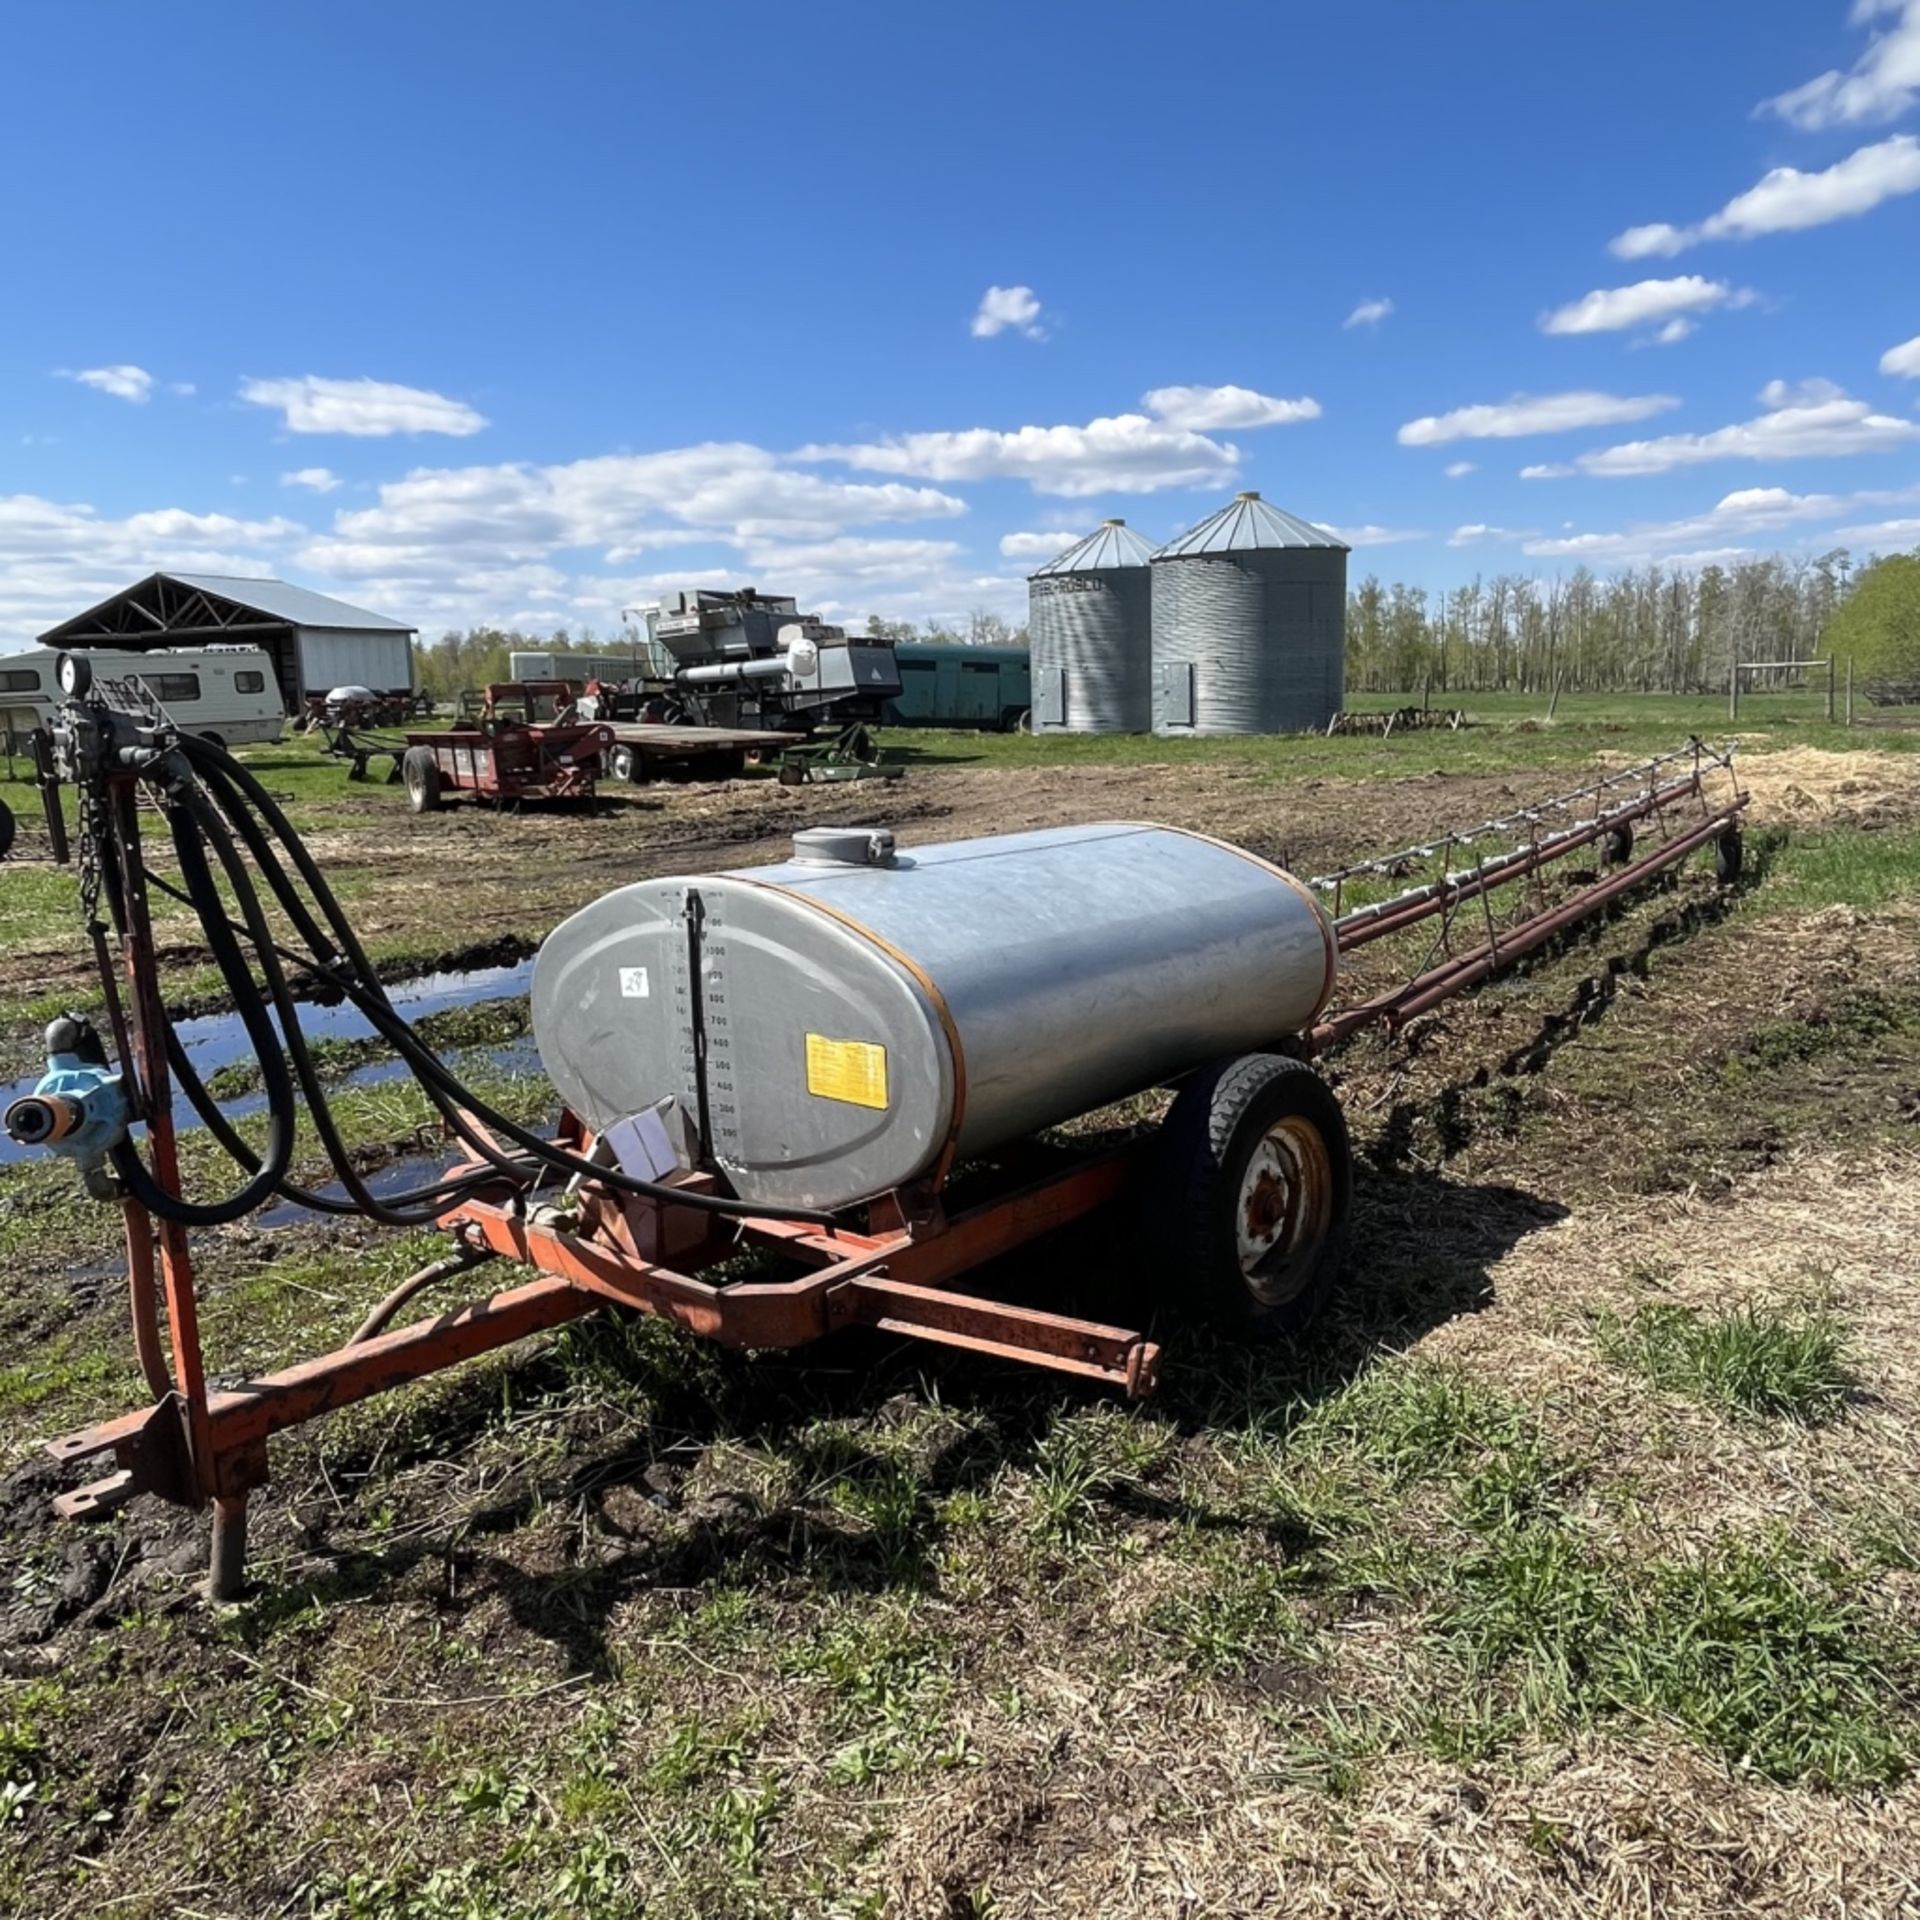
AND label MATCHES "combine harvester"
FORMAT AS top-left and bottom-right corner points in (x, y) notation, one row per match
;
(7, 654), (1746, 1595)
(579, 588), (903, 784)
